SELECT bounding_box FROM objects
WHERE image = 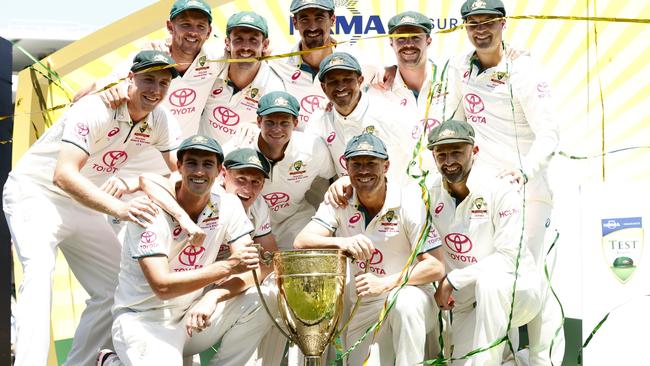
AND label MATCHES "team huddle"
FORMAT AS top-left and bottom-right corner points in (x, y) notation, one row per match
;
(3, 0), (563, 365)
